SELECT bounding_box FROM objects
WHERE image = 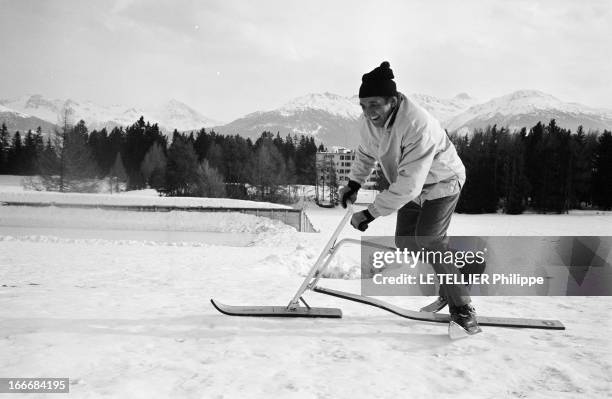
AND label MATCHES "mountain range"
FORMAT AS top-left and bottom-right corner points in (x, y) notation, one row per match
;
(445, 90), (612, 136)
(211, 90), (611, 146)
(211, 92), (479, 147)
(1, 91), (610, 146)
(0, 95), (220, 134)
